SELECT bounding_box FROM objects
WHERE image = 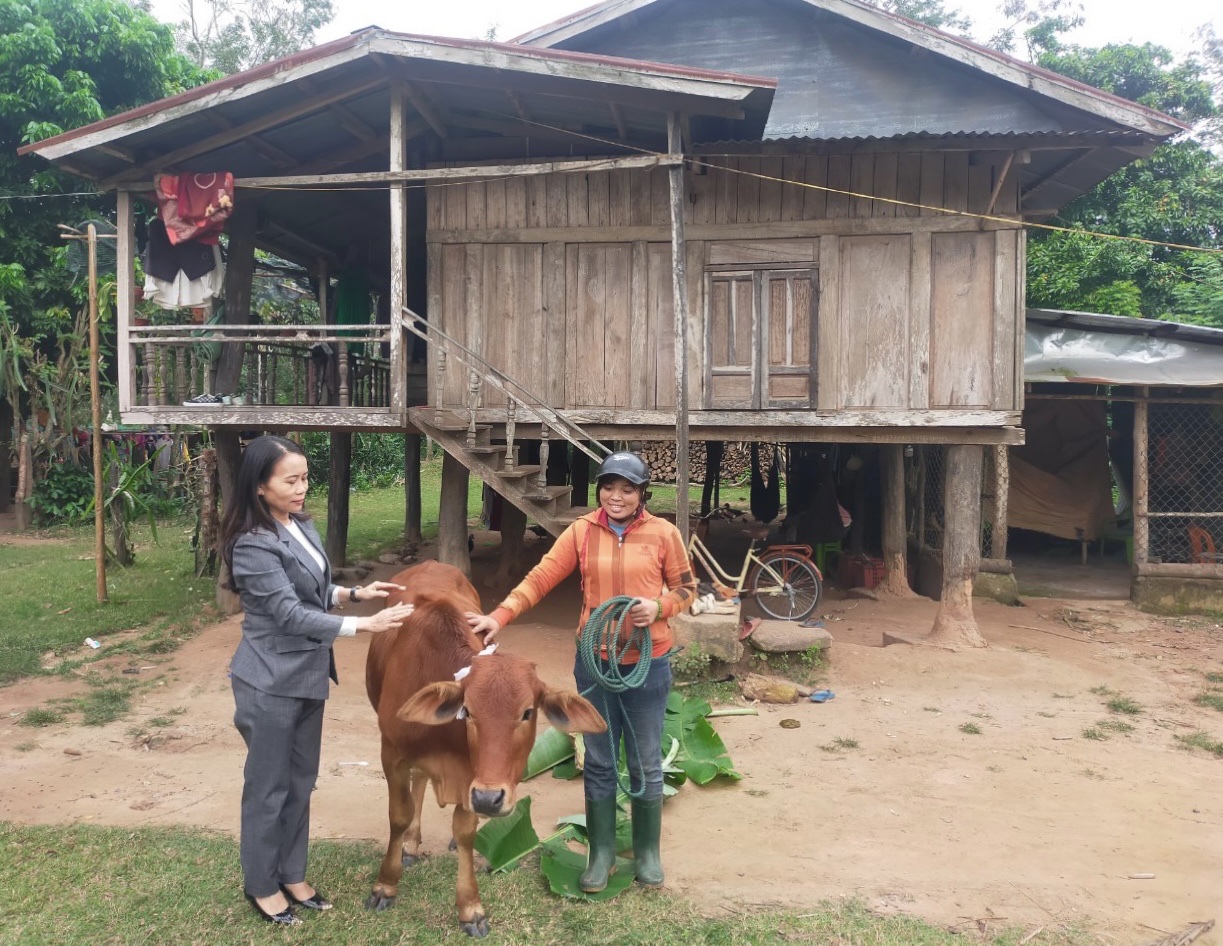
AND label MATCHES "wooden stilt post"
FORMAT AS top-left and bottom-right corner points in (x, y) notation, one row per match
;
(926, 445), (987, 649)
(389, 81), (407, 417)
(990, 444), (1009, 561)
(326, 431), (352, 566)
(216, 201), (258, 397)
(405, 434), (423, 546)
(215, 429), (242, 614)
(667, 112), (691, 544)
(1133, 390), (1149, 568)
(438, 450), (472, 576)
(877, 443), (915, 597)
(491, 500), (527, 589)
